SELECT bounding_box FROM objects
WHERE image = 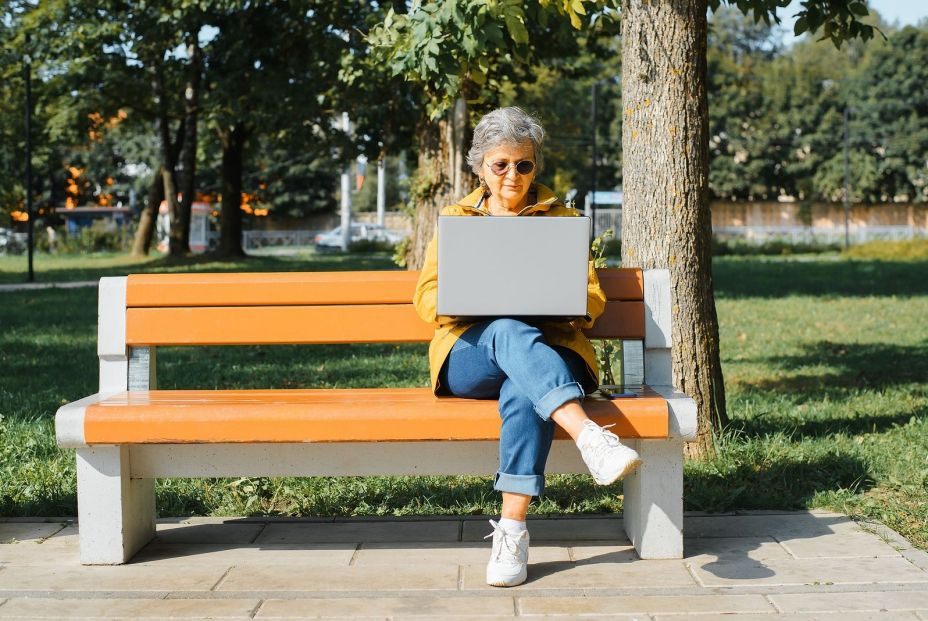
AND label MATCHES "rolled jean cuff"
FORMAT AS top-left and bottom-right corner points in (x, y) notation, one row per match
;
(534, 381), (585, 420)
(494, 472), (545, 497)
